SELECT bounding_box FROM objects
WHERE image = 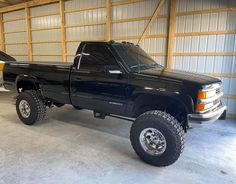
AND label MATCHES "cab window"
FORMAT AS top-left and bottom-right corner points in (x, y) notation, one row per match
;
(79, 44), (118, 71)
